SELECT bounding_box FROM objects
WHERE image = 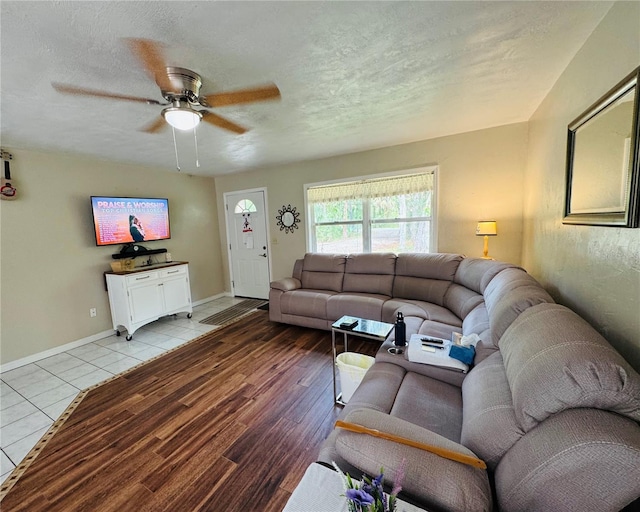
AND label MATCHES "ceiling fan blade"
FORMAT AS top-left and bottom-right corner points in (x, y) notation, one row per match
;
(52, 83), (163, 105)
(140, 116), (167, 134)
(124, 38), (174, 92)
(201, 111), (248, 134)
(202, 84), (281, 108)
